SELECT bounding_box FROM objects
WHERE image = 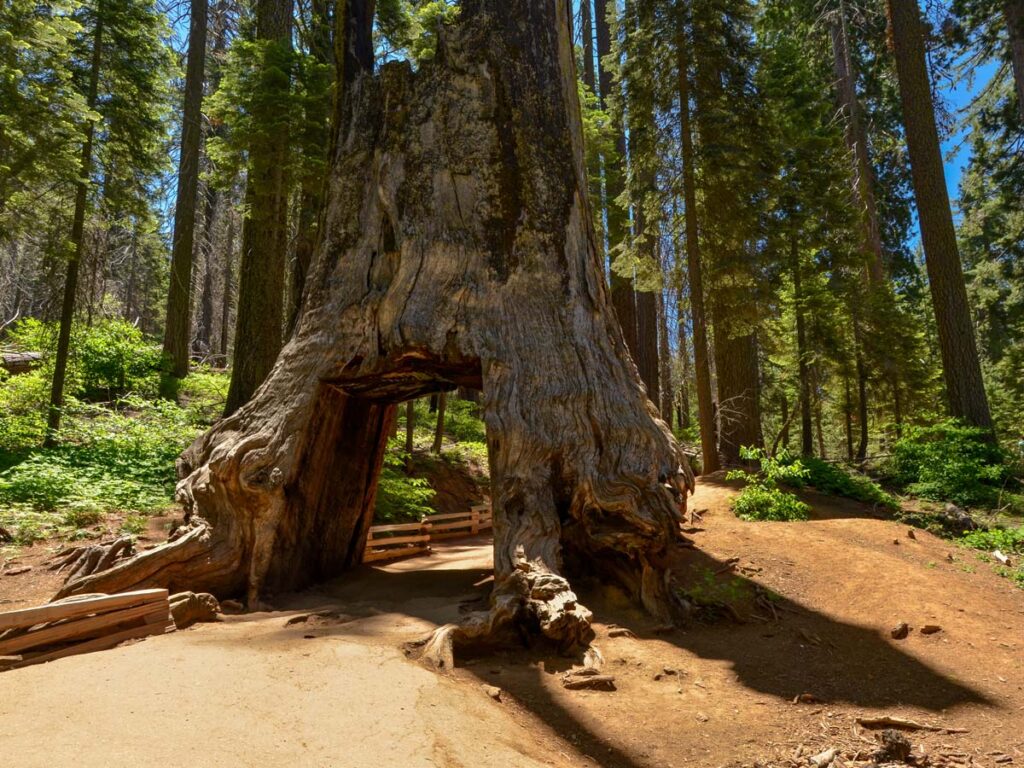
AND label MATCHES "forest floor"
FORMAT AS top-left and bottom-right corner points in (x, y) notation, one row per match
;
(1, 475), (1022, 767)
